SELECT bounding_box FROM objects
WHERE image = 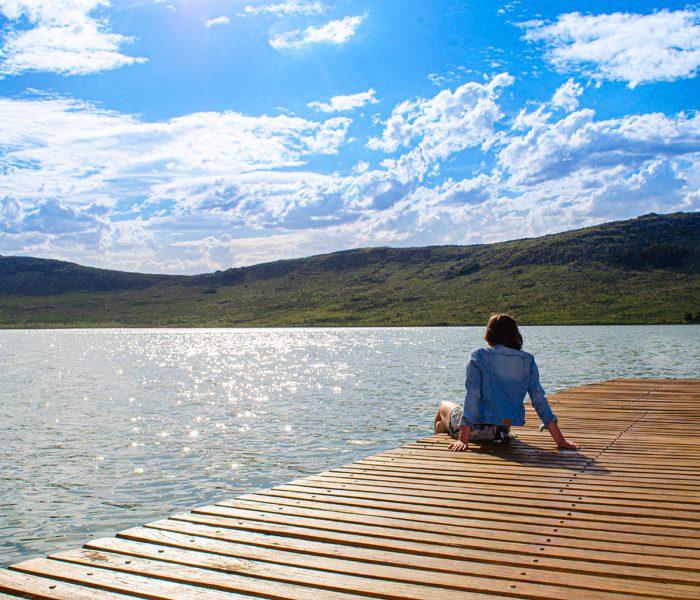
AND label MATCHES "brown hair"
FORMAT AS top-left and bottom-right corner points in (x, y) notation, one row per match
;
(484, 313), (523, 350)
